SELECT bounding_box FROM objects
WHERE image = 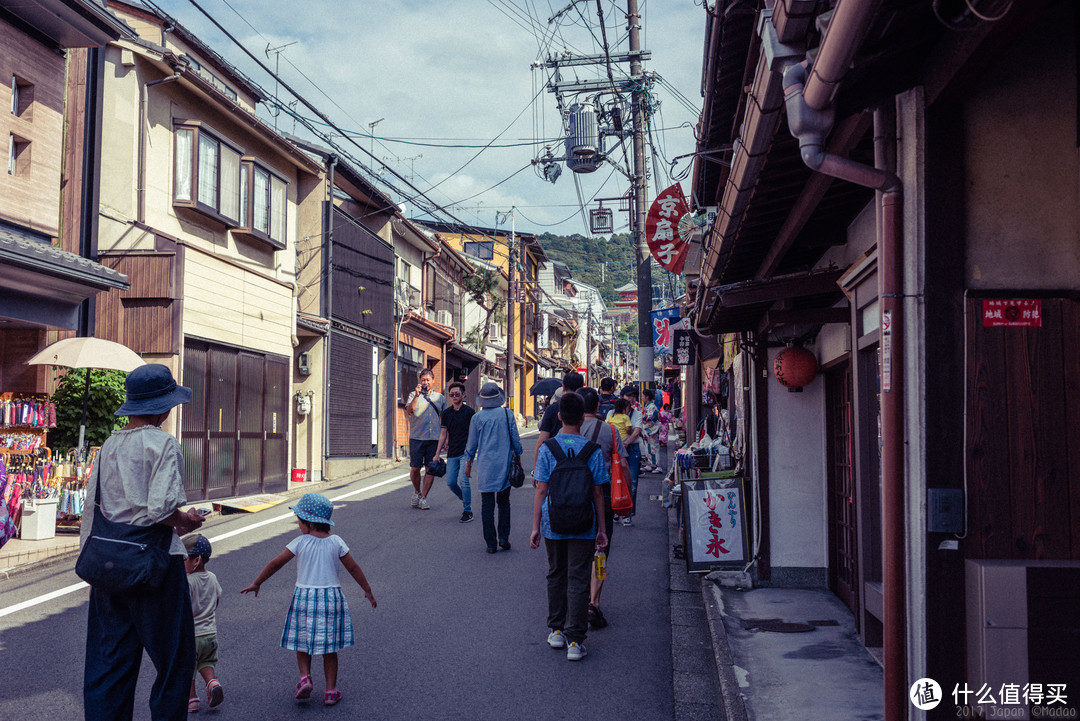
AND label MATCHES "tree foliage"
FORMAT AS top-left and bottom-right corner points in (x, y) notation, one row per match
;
(537, 231), (636, 305)
(49, 368), (128, 453)
(462, 268), (505, 348)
